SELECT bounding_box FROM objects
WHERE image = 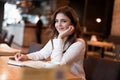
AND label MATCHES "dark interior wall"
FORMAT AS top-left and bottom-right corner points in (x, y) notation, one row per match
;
(86, 0), (106, 33)
(86, 0), (114, 38)
(0, 0), (114, 38)
(0, 1), (4, 33)
(103, 0), (114, 37)
(68, 0), (85, 26)
(68, 0), (114, 39)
